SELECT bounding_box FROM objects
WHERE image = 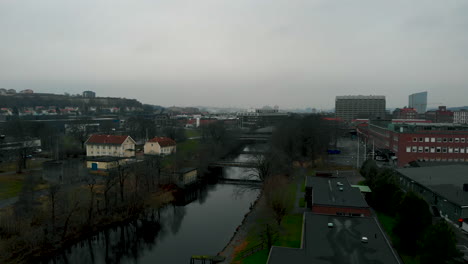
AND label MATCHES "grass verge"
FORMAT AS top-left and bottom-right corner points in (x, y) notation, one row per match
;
(0, 174), (25, 200)
(376, 212), (420, 264)
(235, 178), (303, 264)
